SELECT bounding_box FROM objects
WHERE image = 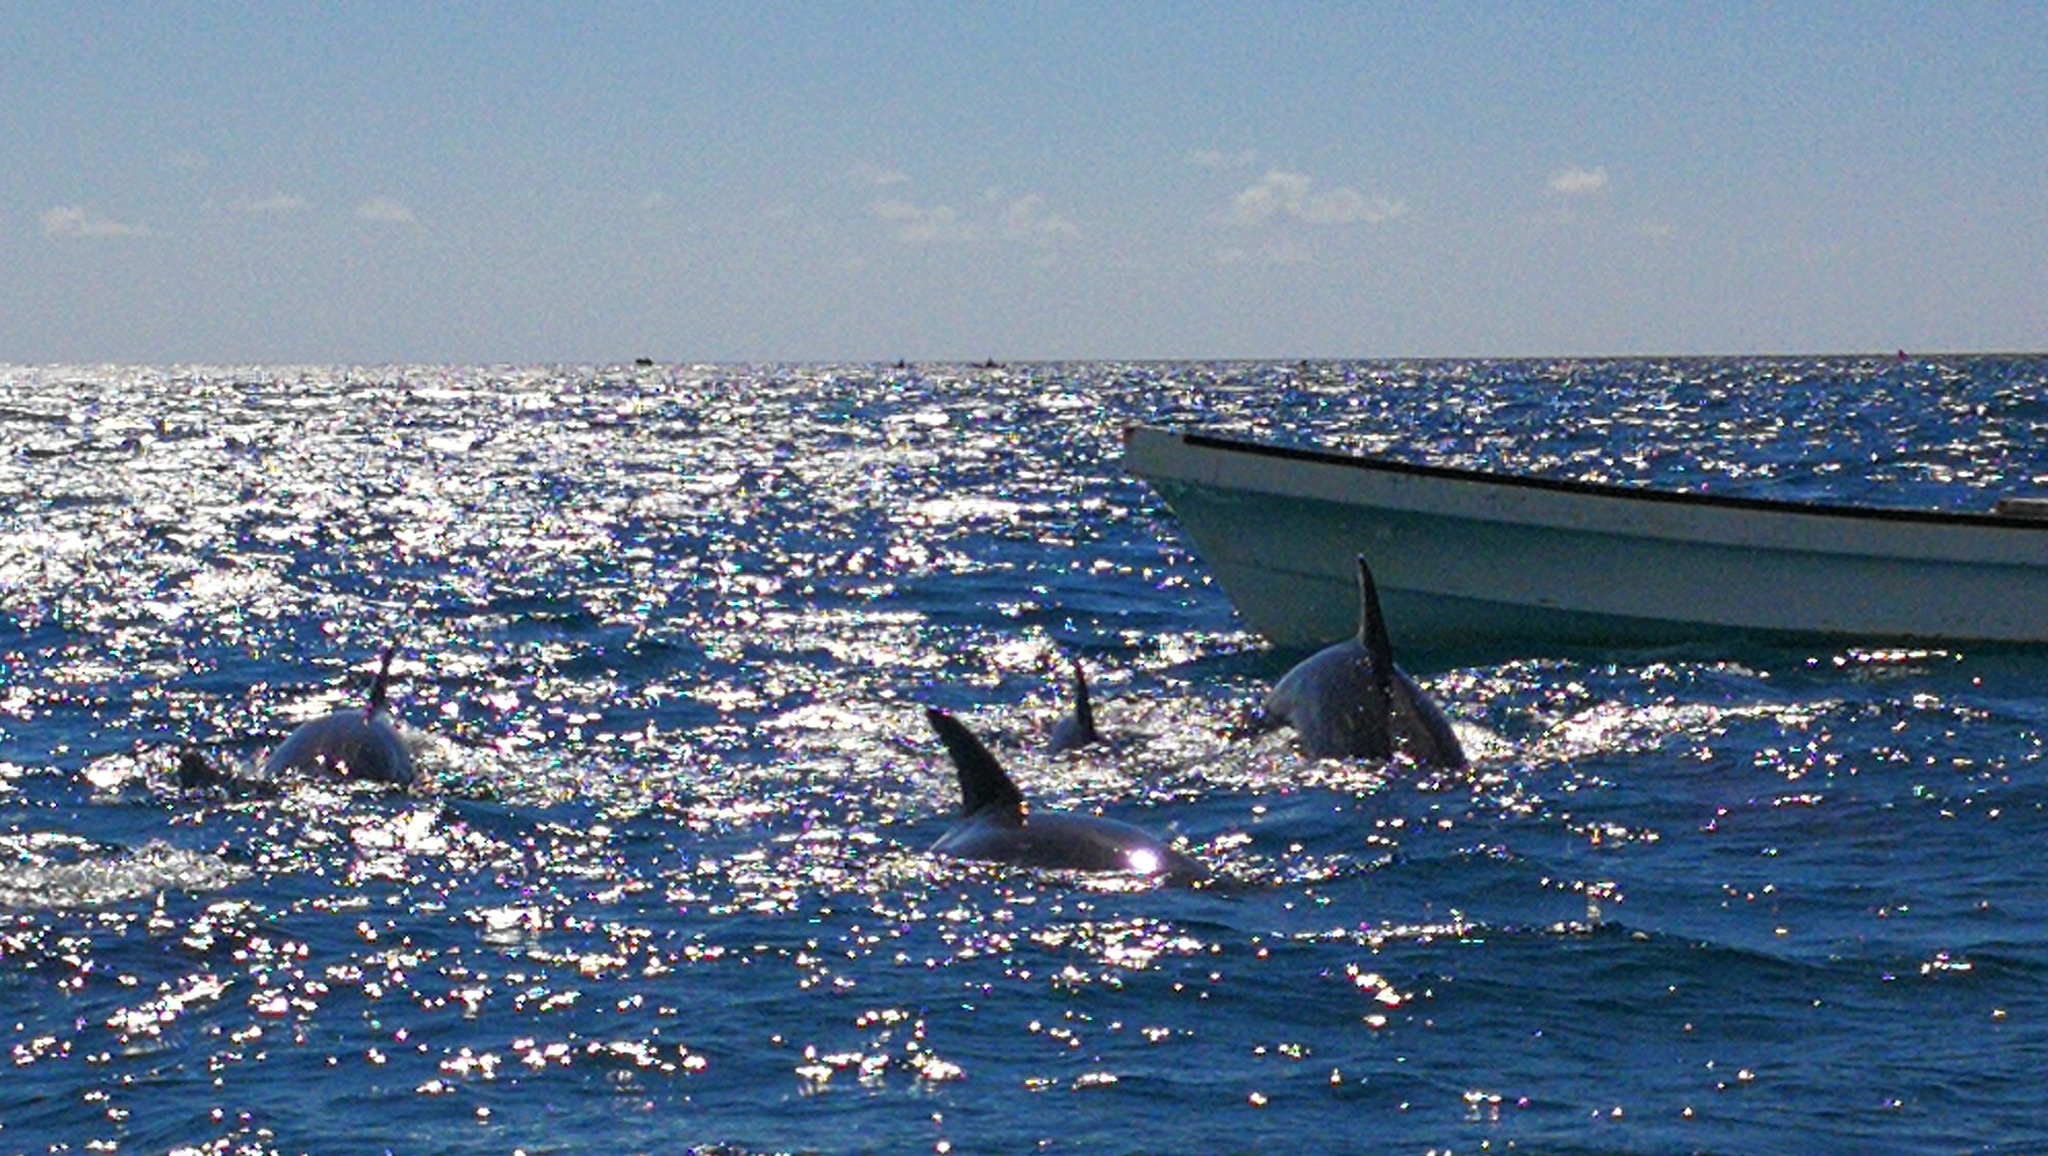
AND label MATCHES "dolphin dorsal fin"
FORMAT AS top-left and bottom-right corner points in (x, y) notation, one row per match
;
(926, 708), (1026, 818)
(366, 643), (400, 717)
(1069, 660), (1098, 744)
(177, 747), (224, 791)
(1355, 555), (1396, 761)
